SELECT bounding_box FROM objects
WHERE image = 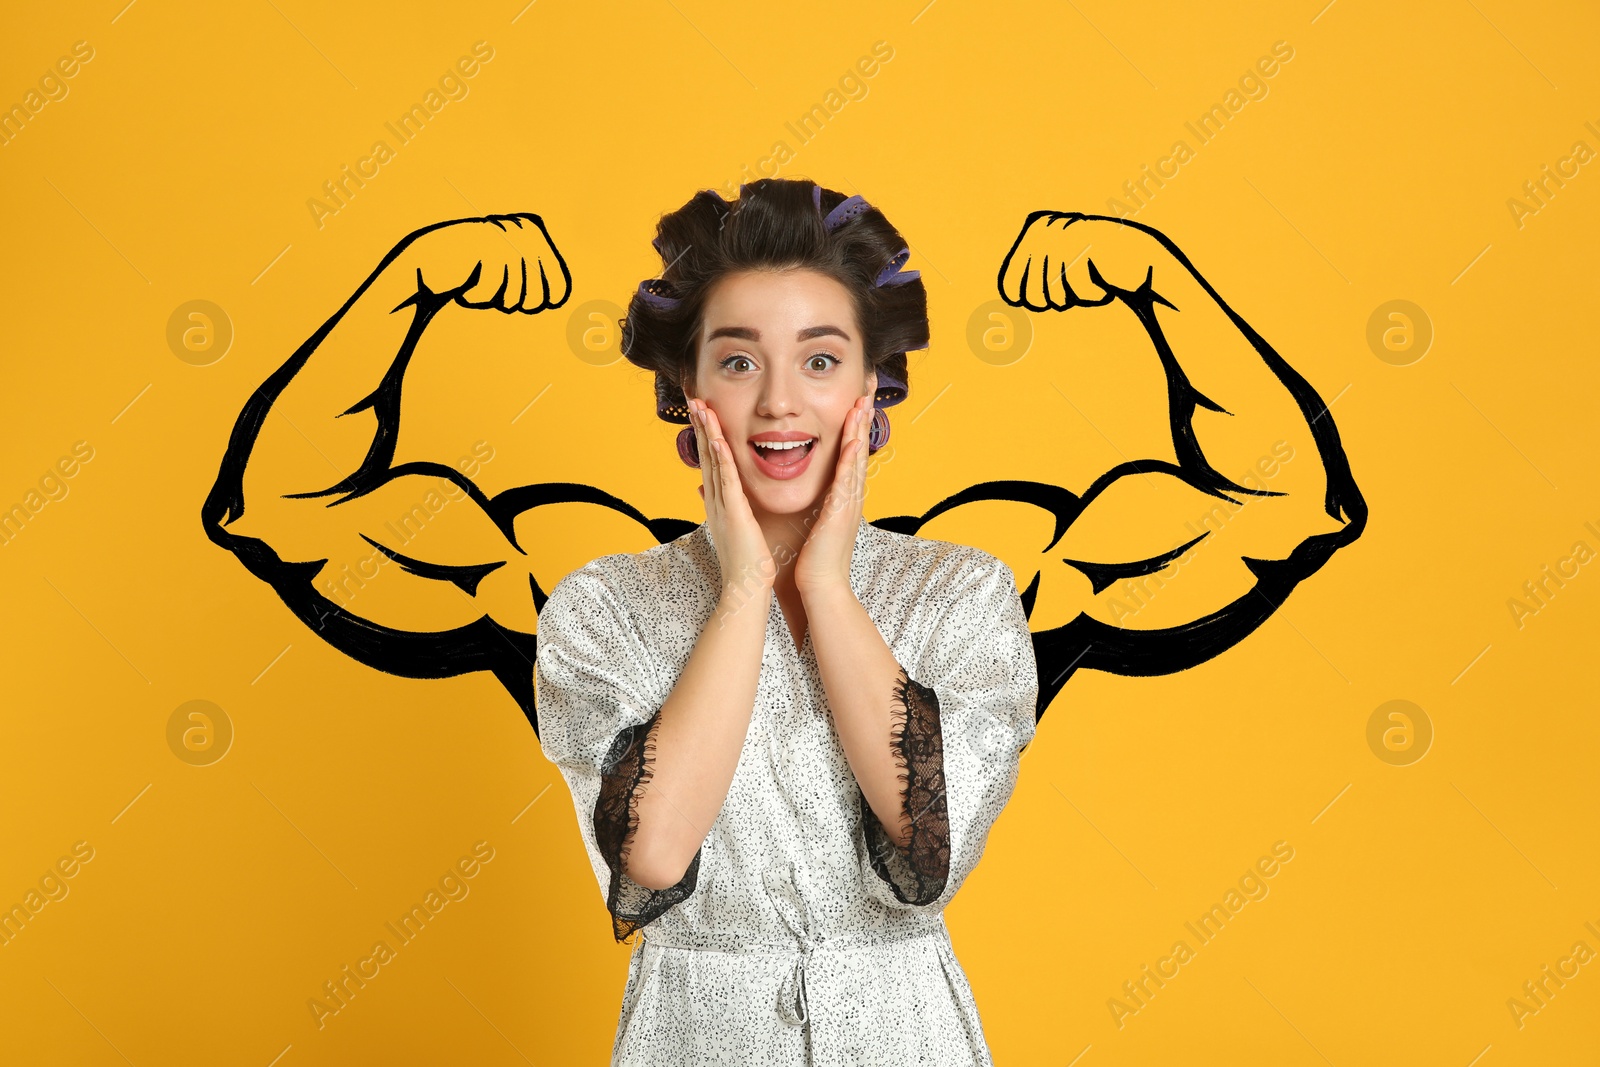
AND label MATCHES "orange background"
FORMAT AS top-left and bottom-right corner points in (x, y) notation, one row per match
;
(2, 1), (1597, 1064)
